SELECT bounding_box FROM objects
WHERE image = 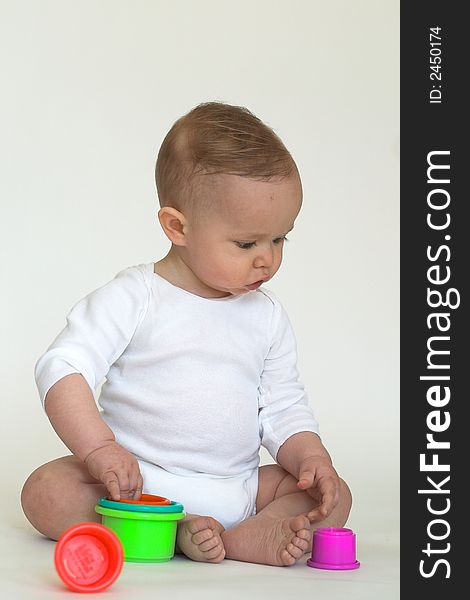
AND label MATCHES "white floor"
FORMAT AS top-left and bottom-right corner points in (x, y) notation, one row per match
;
(3, 506), (399, 600)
